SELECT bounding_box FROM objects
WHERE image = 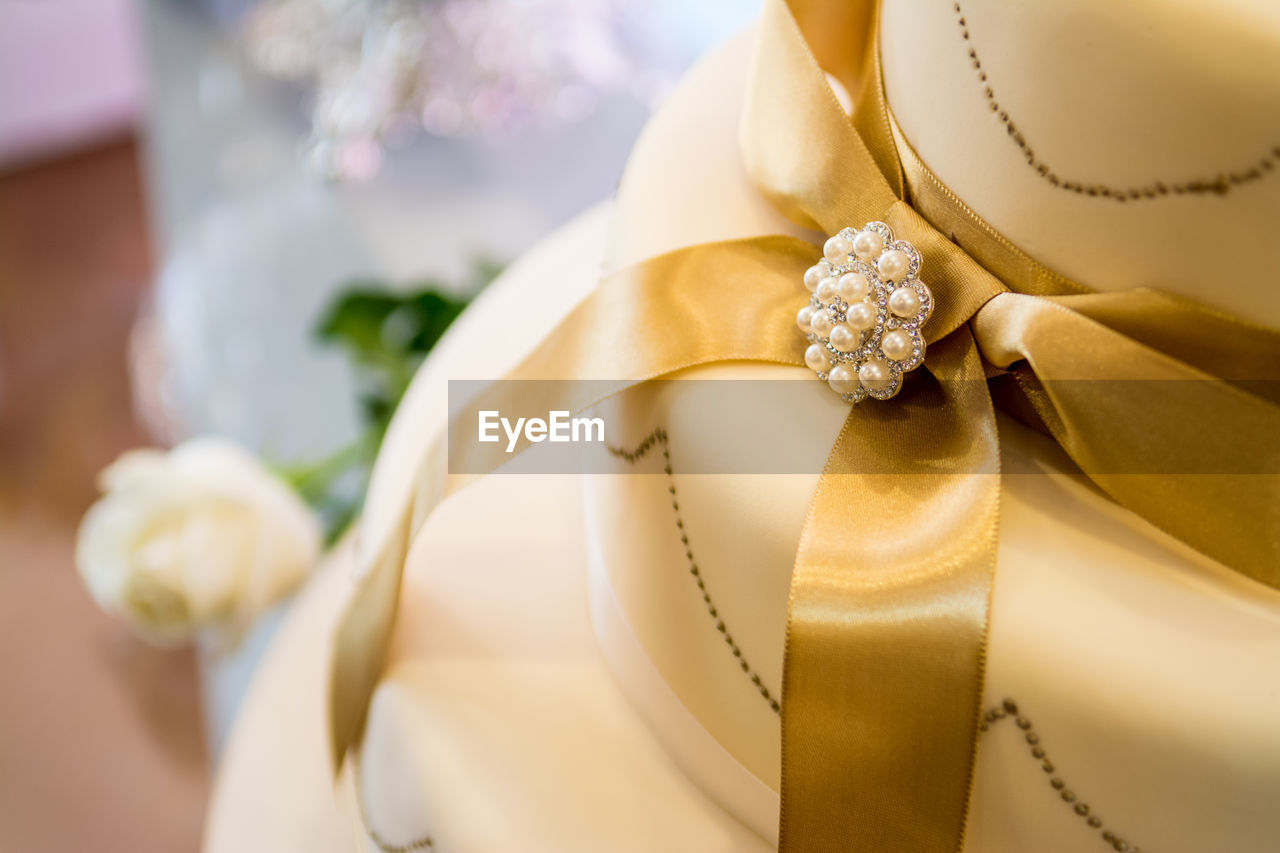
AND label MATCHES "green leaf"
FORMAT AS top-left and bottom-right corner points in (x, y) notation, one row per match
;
(294, 257), (503, 542)
(315, 289), (407, 356)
